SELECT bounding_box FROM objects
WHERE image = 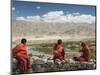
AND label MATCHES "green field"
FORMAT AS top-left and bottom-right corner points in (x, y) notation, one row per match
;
(29, 39), (96, 60)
